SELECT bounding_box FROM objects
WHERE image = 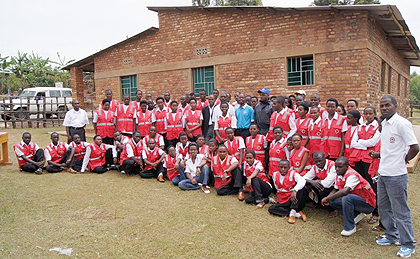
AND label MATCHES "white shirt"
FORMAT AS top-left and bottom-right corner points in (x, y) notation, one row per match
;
(14, 141), (40, 157)
(378, 113), (418, 176)
(184, 154), (206, 177)
(212, 103), (235, 123)
(278, 108), (297, 139)
(351, 120), (380, 150)
(214, 114), (237, 130)
(125, 140), (142, 158)
(326, 112), (348, 132)
(142, 135), (165, 150)
(80, 144), (117, 172)
(303, 162), (337, 188)
(334, 174), (360, 190)
(141, 148), (164, 160)
(63, 109), (89, 127)
(44, 142), (70, 161)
